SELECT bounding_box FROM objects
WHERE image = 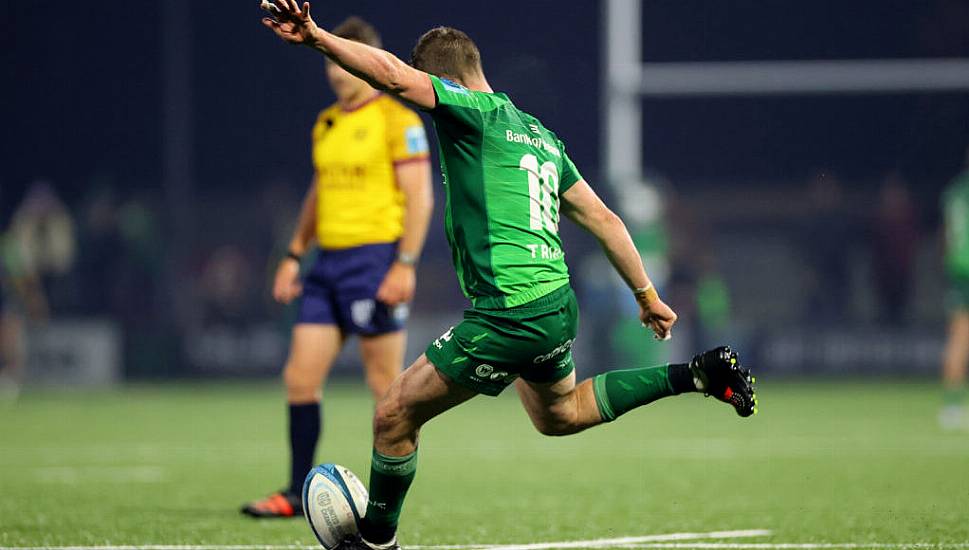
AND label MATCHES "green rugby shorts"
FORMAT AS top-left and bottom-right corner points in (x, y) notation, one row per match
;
(426, 284), (579, 396)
